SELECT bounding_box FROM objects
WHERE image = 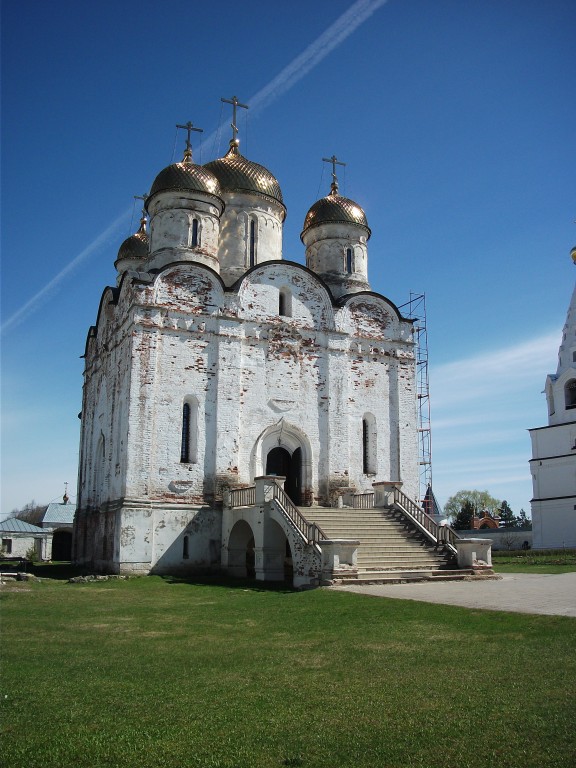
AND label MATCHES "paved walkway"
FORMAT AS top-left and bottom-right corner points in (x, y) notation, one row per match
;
(331, 572), (576, 617)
